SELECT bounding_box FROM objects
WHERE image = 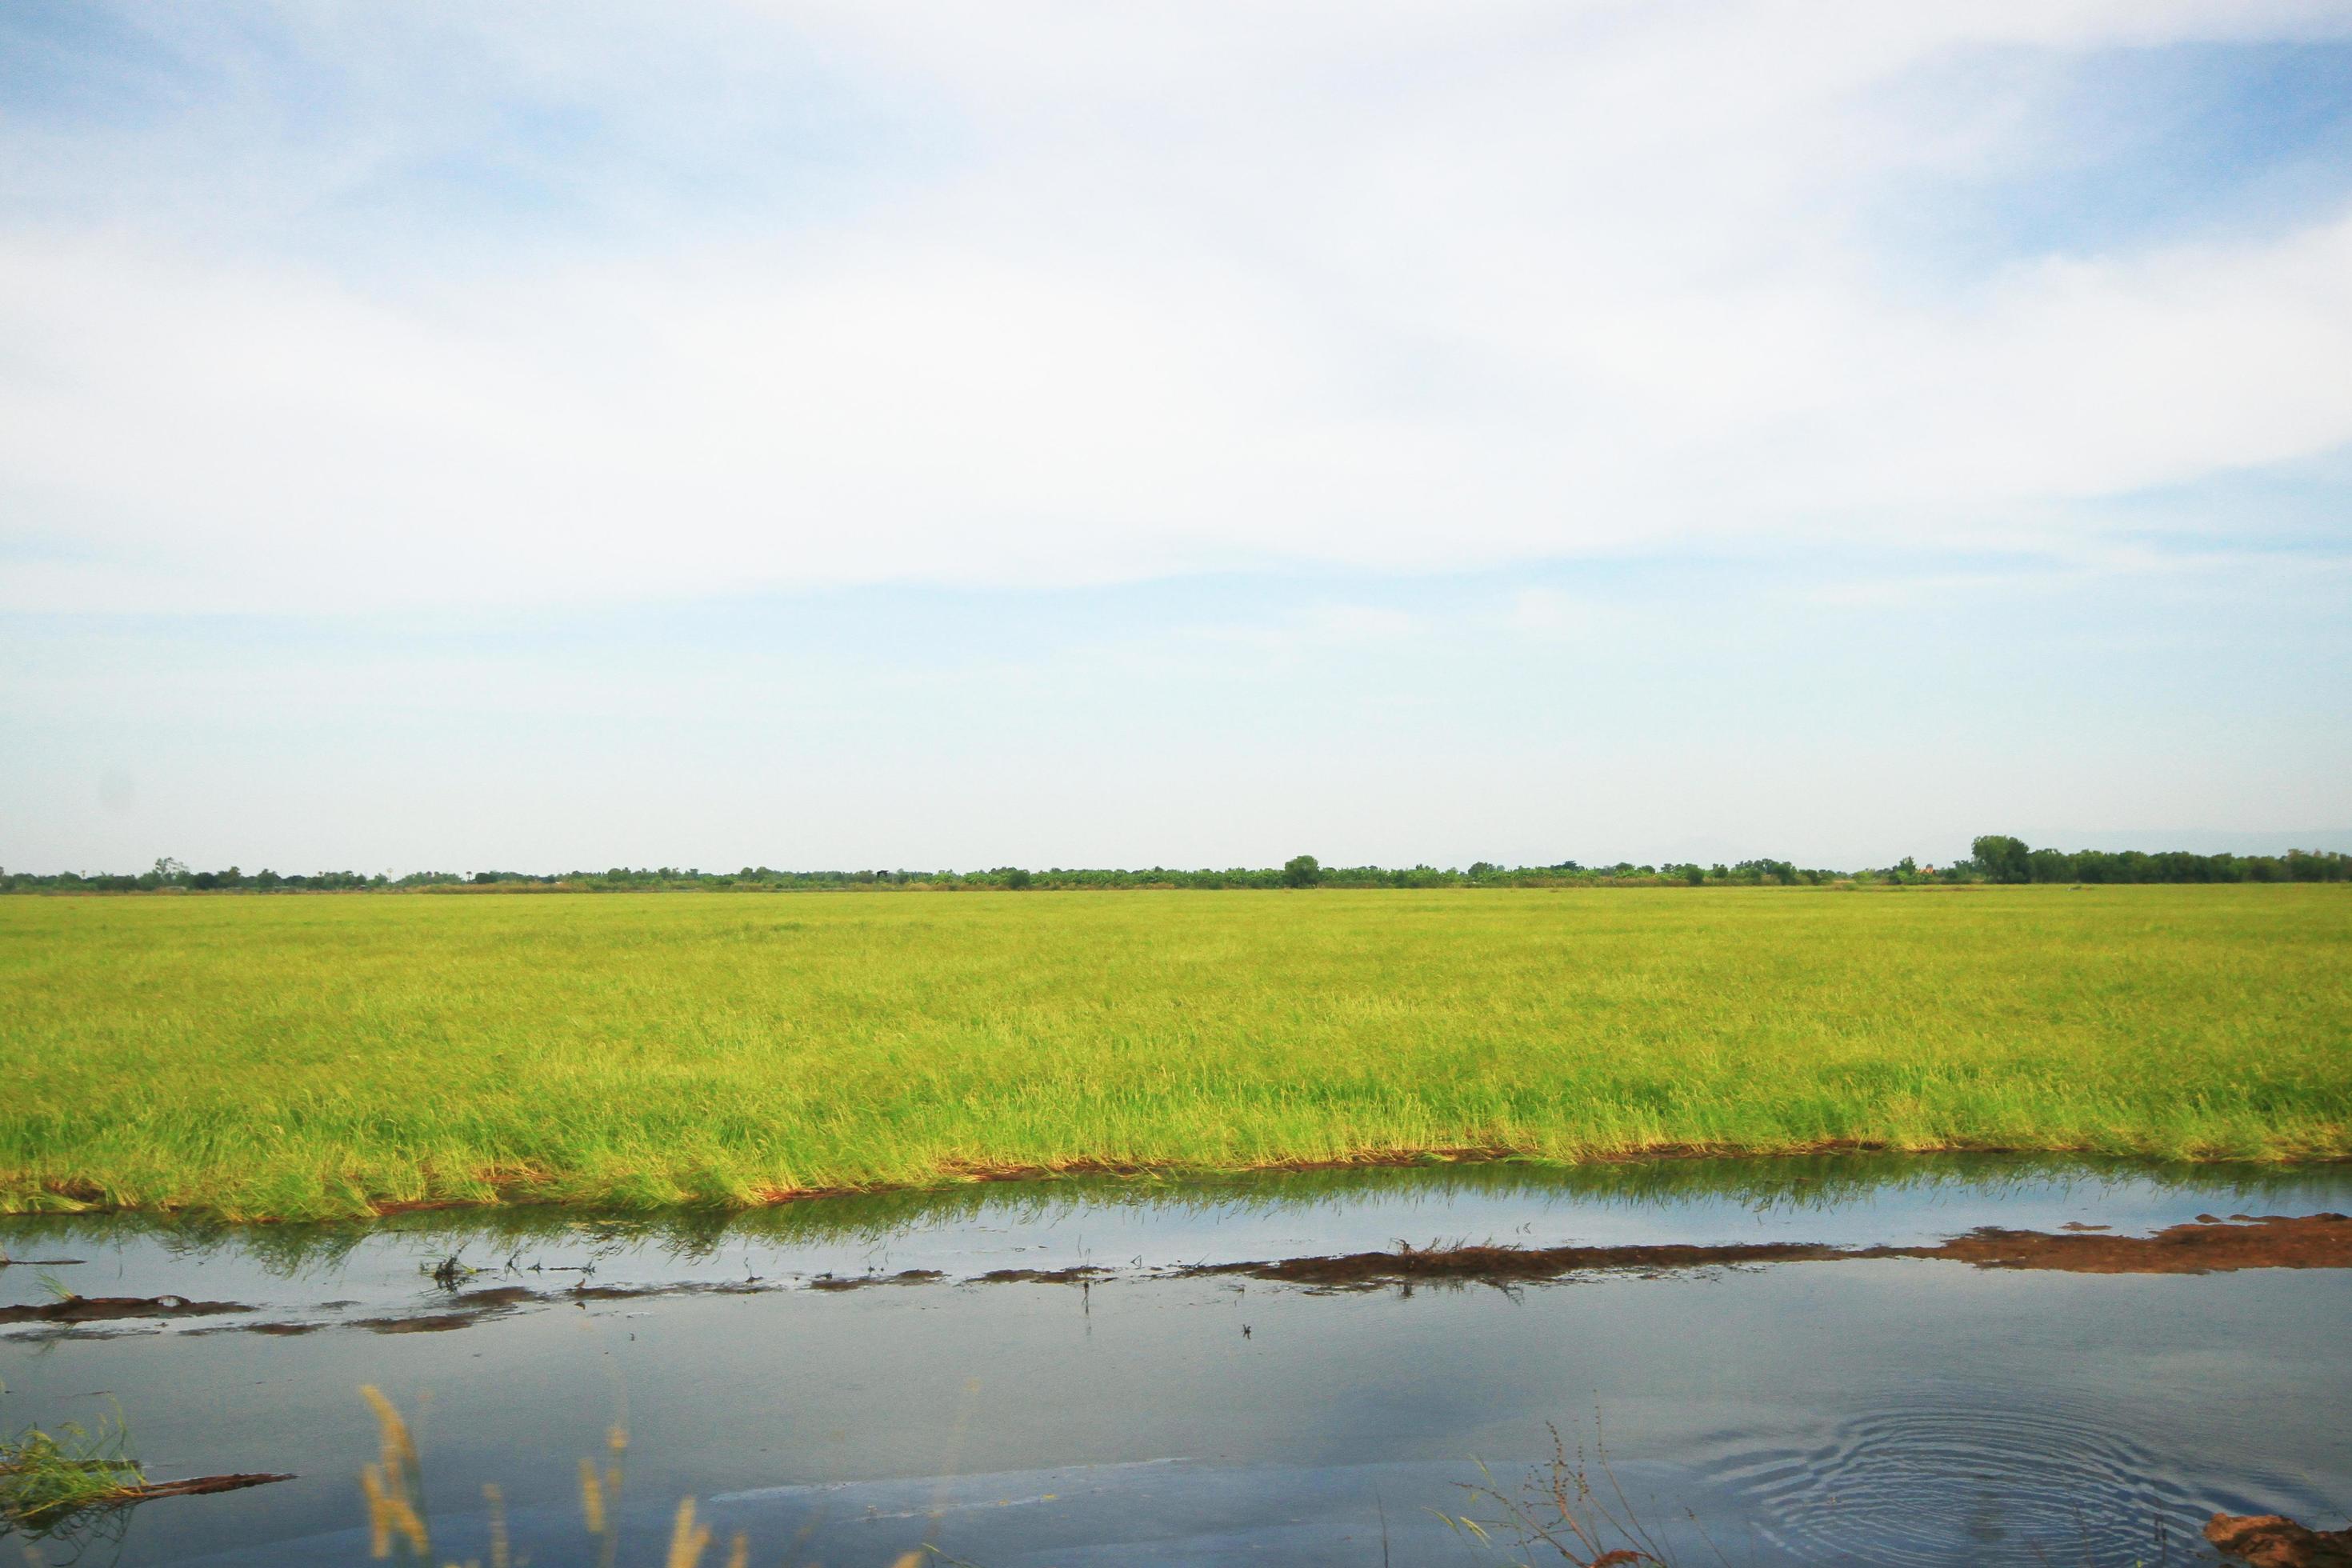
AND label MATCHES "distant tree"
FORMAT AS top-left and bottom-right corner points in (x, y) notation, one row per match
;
(1970, 834), (2033, 884)
(2026, 847), (2078, 883)
(999, 867), (1033, 889)
(1282, 854), (1322, 888)
(1466, 861), (1498, 879)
